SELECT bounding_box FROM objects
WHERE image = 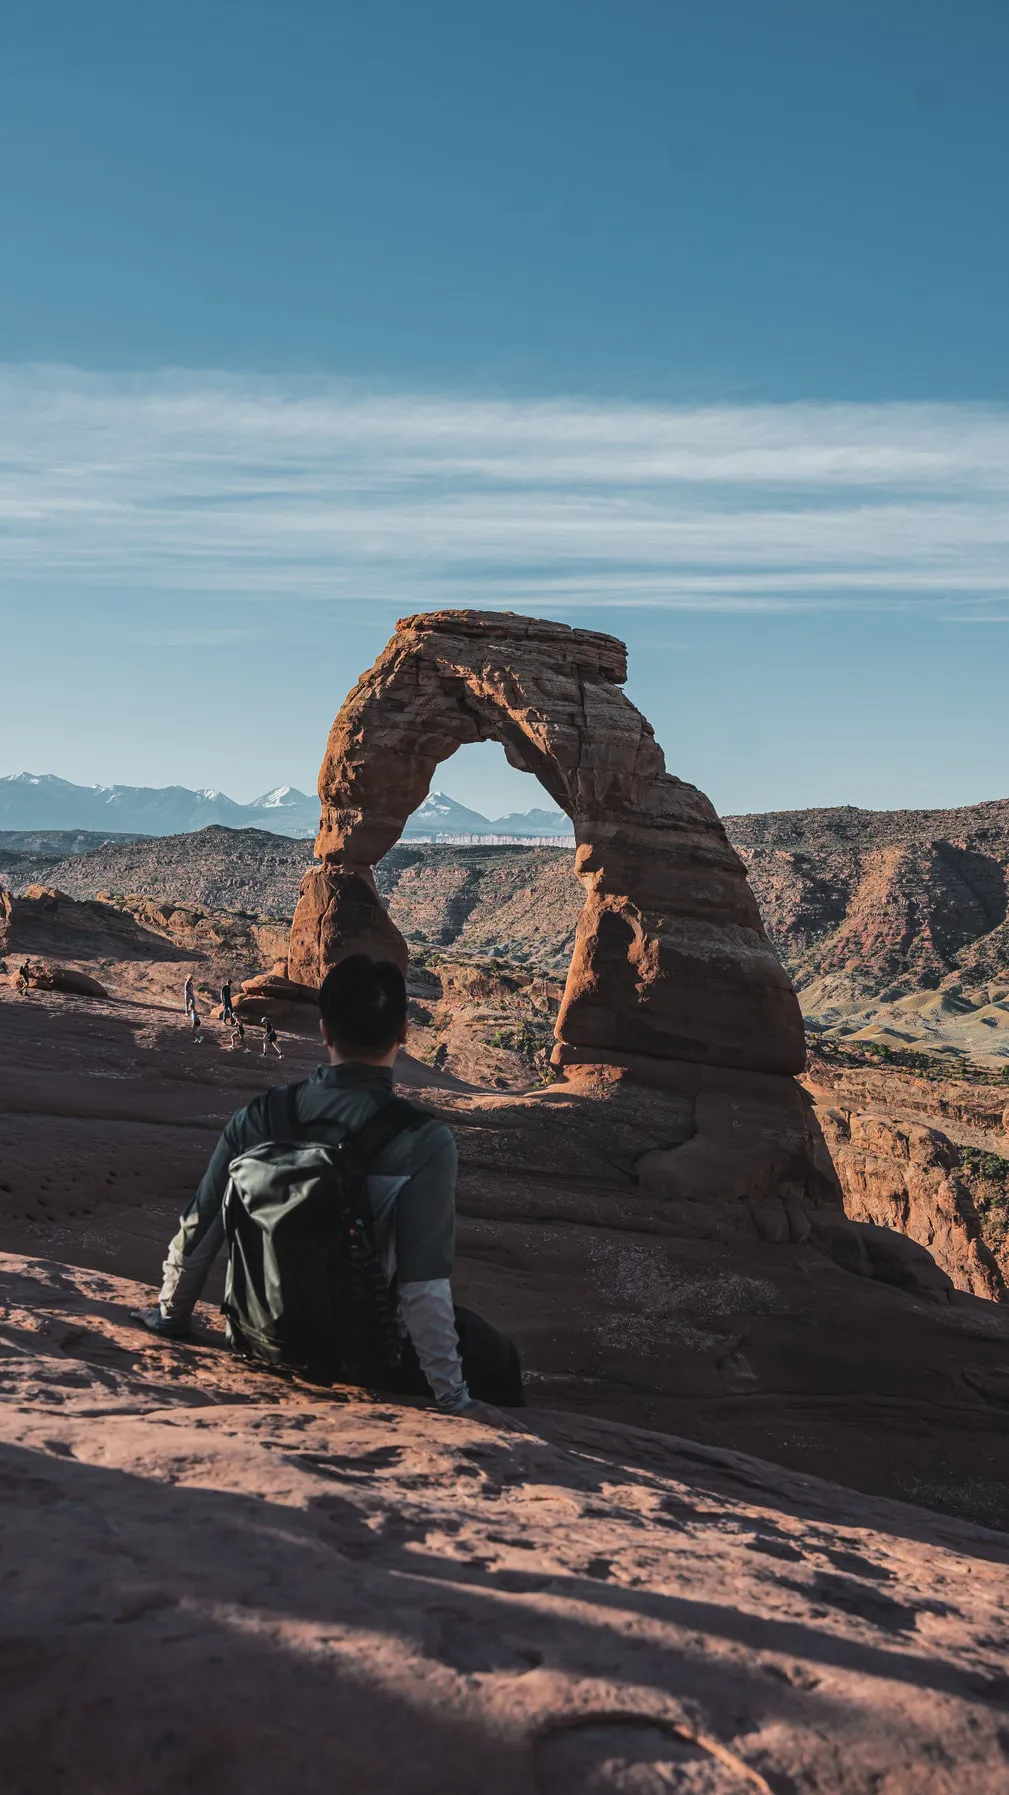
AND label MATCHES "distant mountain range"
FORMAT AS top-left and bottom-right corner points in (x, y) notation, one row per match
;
(0, 774), (572, 842)
(0, 774), (320, 839)
(403, 792), (571, 840)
